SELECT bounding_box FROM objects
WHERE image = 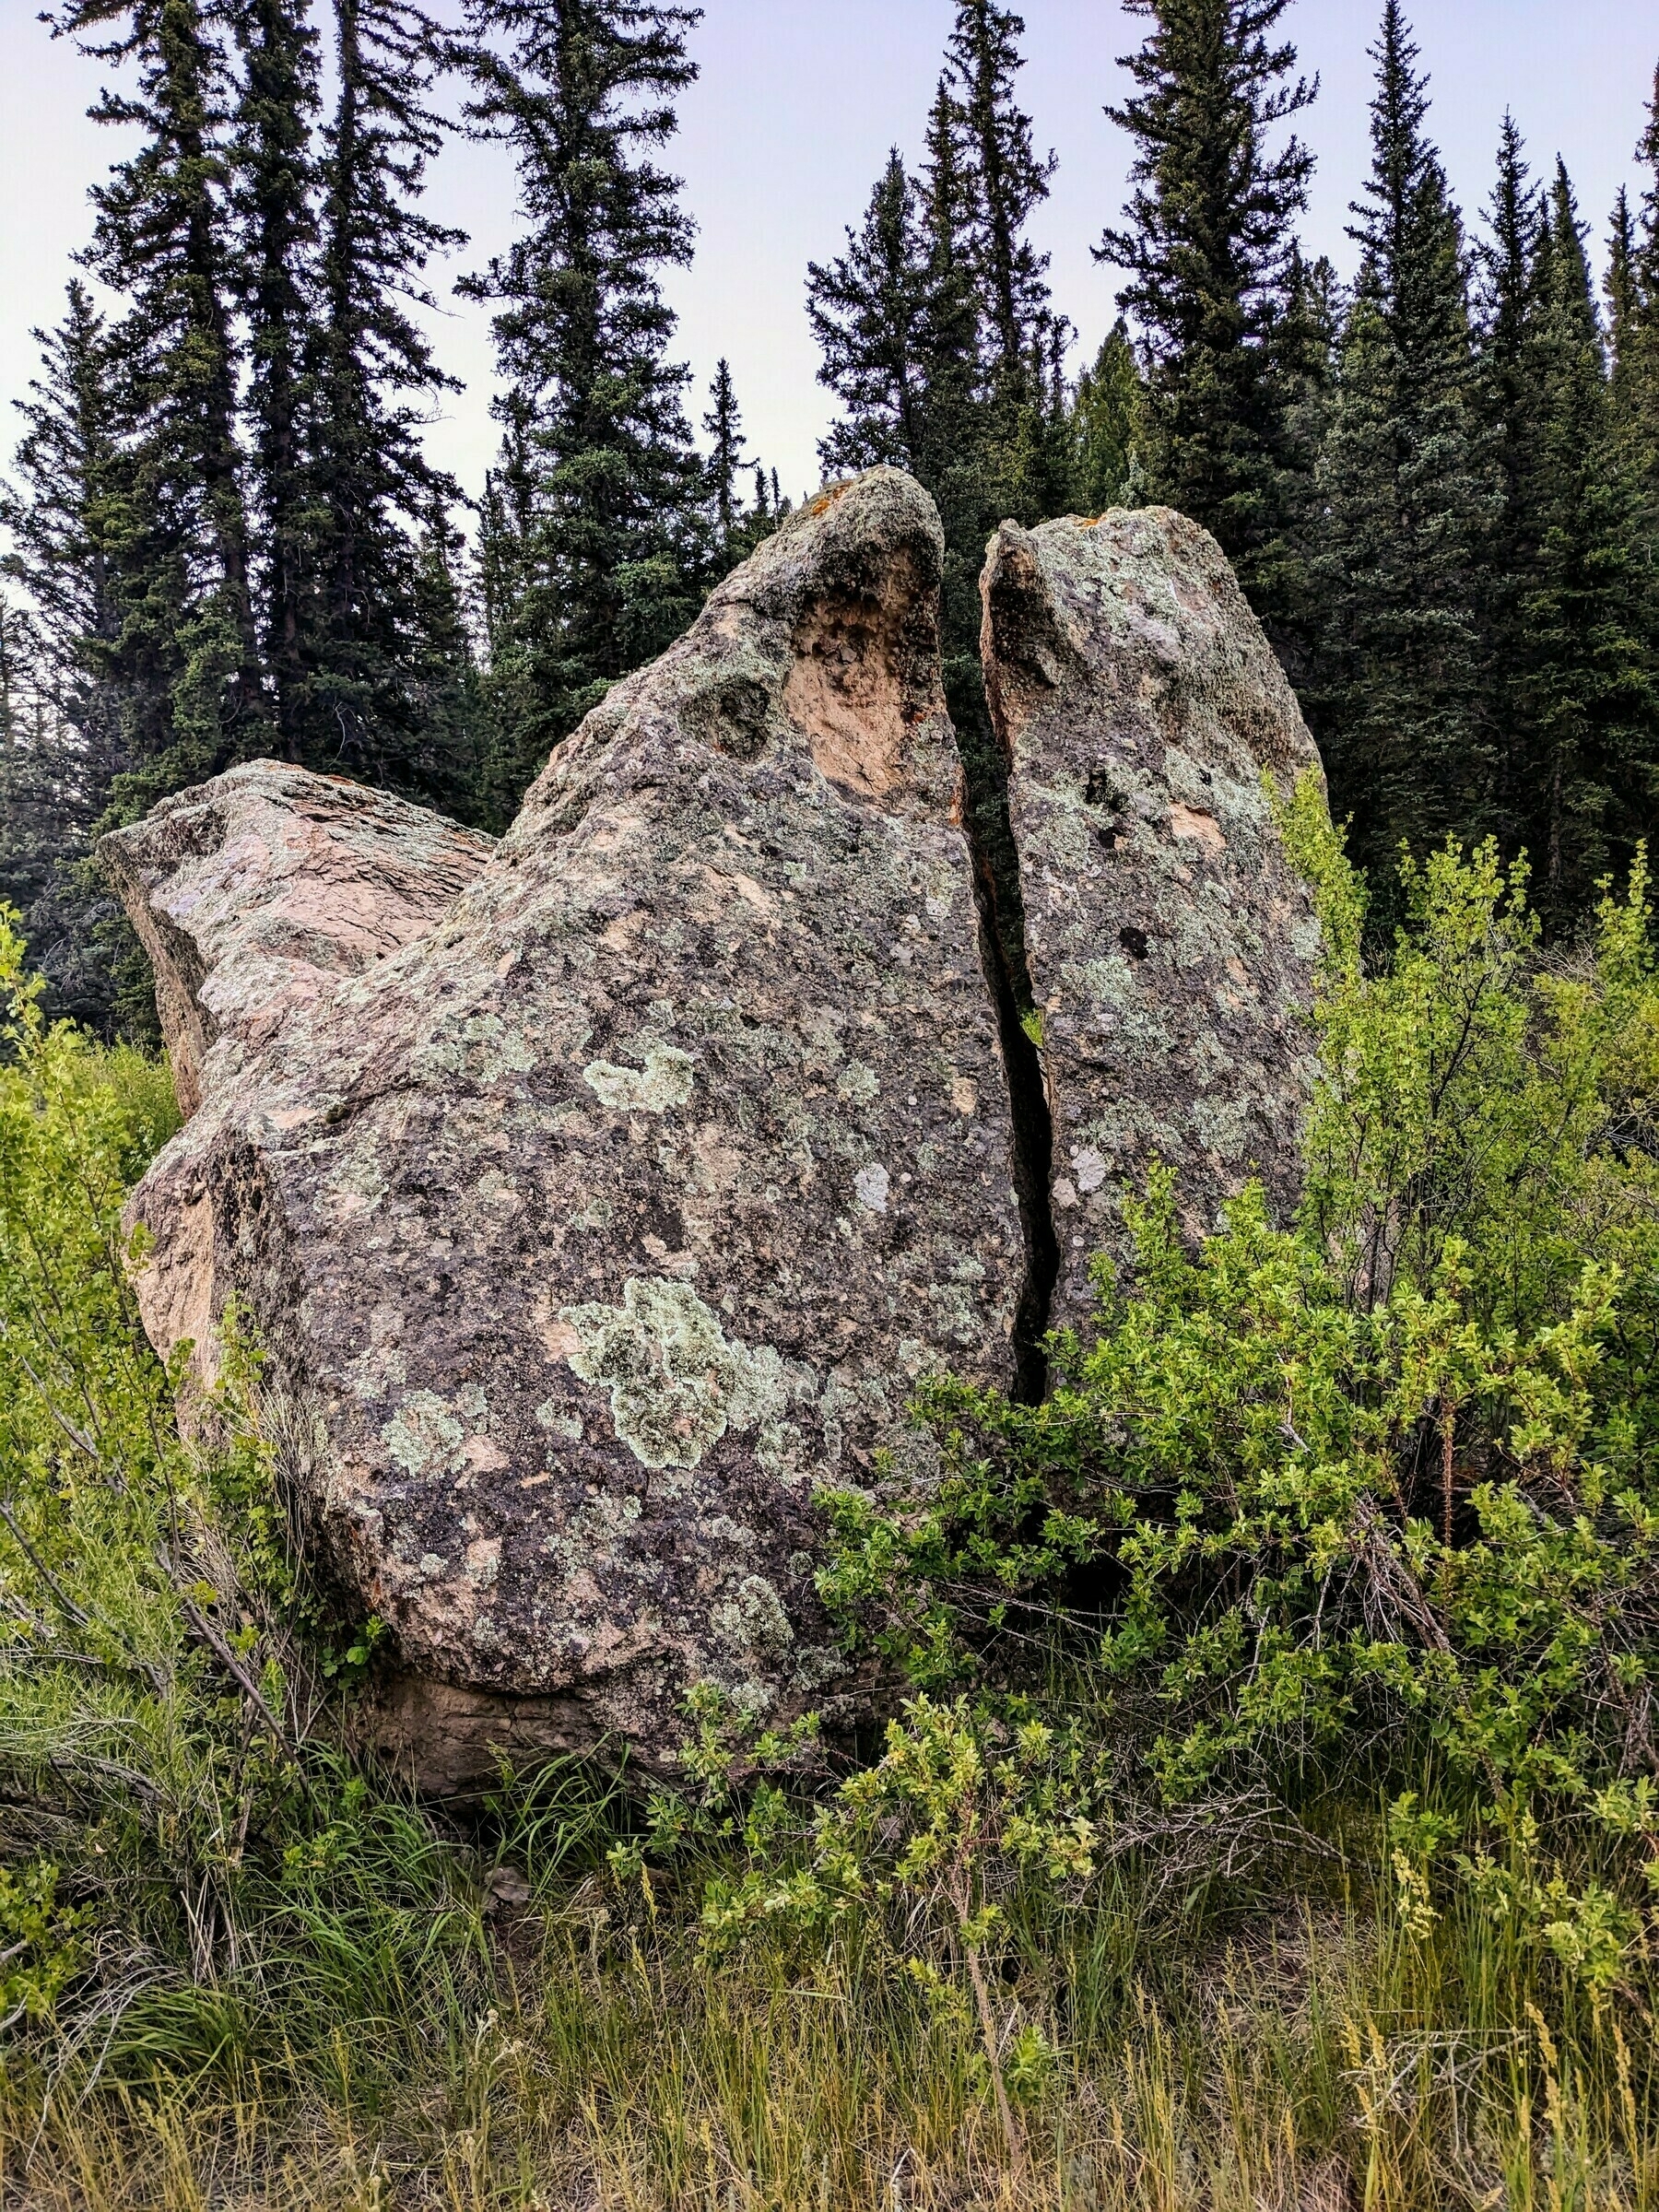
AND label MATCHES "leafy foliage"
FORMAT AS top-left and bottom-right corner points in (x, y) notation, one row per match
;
(0, 906), (496, 2075)
(803, 806), (1659, 2013)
